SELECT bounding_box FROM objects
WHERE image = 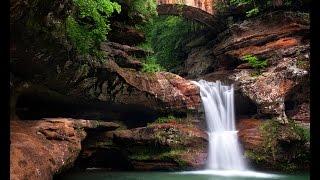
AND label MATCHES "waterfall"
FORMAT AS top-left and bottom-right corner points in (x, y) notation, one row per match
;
(192, 80), (246, 170)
